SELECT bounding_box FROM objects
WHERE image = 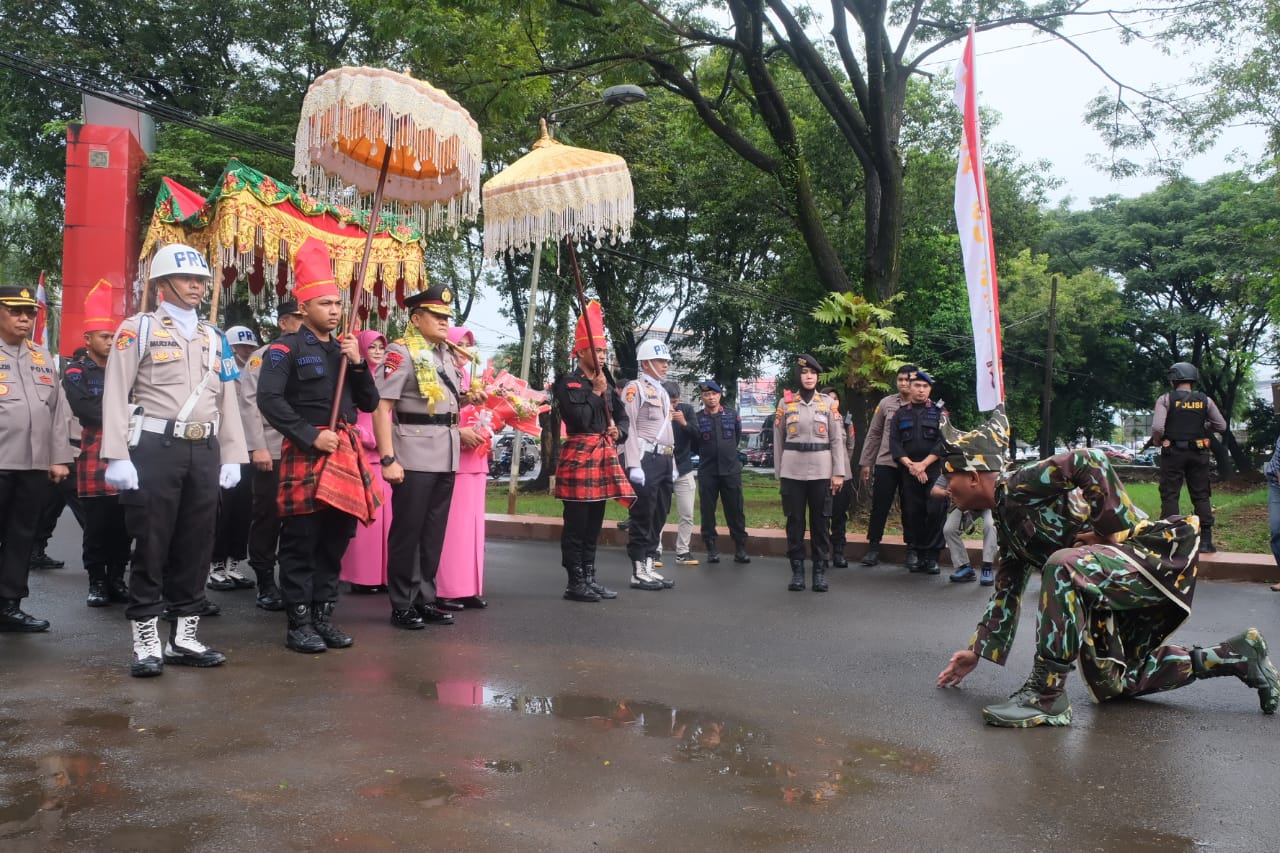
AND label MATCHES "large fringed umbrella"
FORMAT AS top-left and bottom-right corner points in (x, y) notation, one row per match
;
(293, 65), (482, 427)
(482, 118), (634, 510)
